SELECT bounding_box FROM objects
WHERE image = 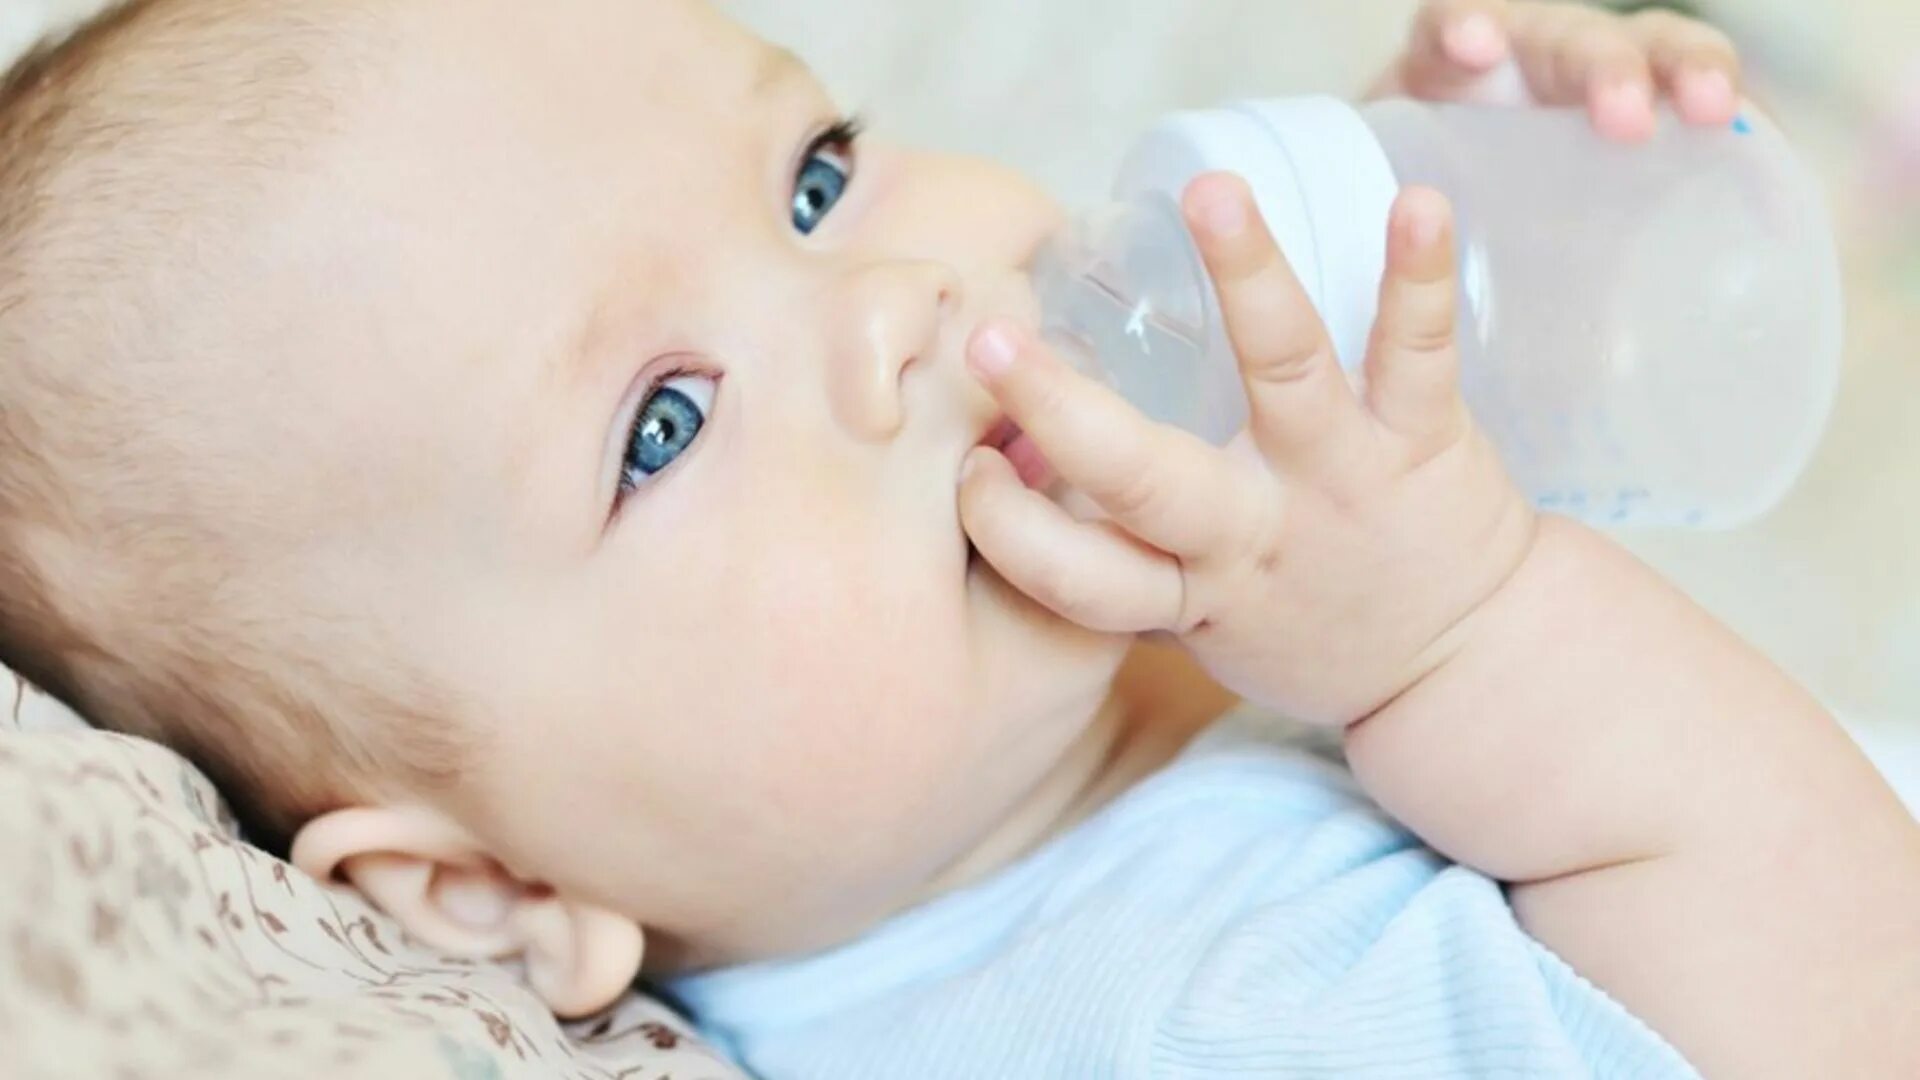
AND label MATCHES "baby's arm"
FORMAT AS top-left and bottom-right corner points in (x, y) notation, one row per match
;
(1354, 6), (1920, 1069)
(959, 178), (1920, 1077)
(1348, 518), (1920, 1078)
